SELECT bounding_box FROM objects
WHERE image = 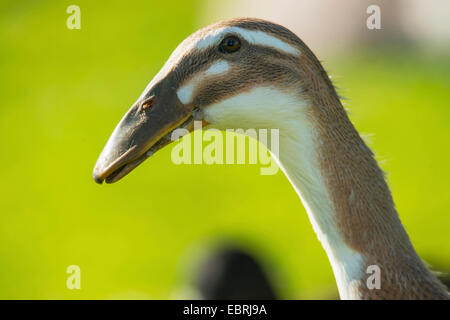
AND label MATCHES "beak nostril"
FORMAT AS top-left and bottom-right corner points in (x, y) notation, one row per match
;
(141, 95), (155, 111)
